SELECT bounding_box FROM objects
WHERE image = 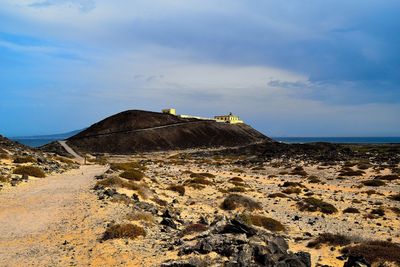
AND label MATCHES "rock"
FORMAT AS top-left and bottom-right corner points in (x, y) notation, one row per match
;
(161, 218), (177, 229)
(173, 216), (311, 266)
(343, 255), (371, 267)
(104, 188), (117, 197)
(135, 201), (158, 214)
